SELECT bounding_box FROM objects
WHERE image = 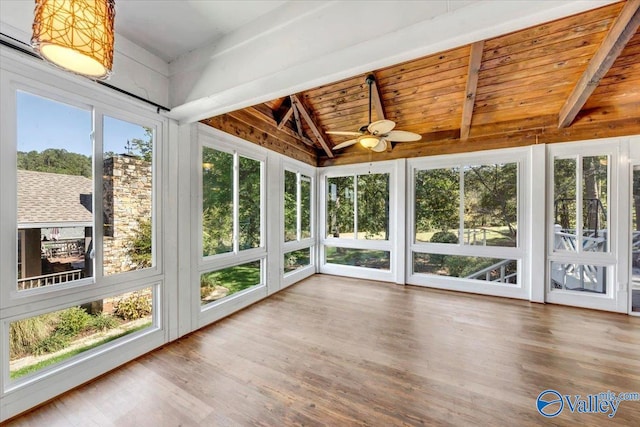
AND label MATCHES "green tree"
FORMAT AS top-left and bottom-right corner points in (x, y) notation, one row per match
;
(128, 127), (153, 162)
(17, 149), (92, 177)
(202, 148), (234, 255)
(415, 168), (459, 233)
(357, 173), (389, 239)
(464, 163), (517, 241)
(126, 219), (152, 268)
